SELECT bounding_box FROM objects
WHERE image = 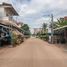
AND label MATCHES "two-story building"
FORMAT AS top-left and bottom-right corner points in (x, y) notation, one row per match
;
(0, 2), (24, 47)
(0, 2), (18, 17)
